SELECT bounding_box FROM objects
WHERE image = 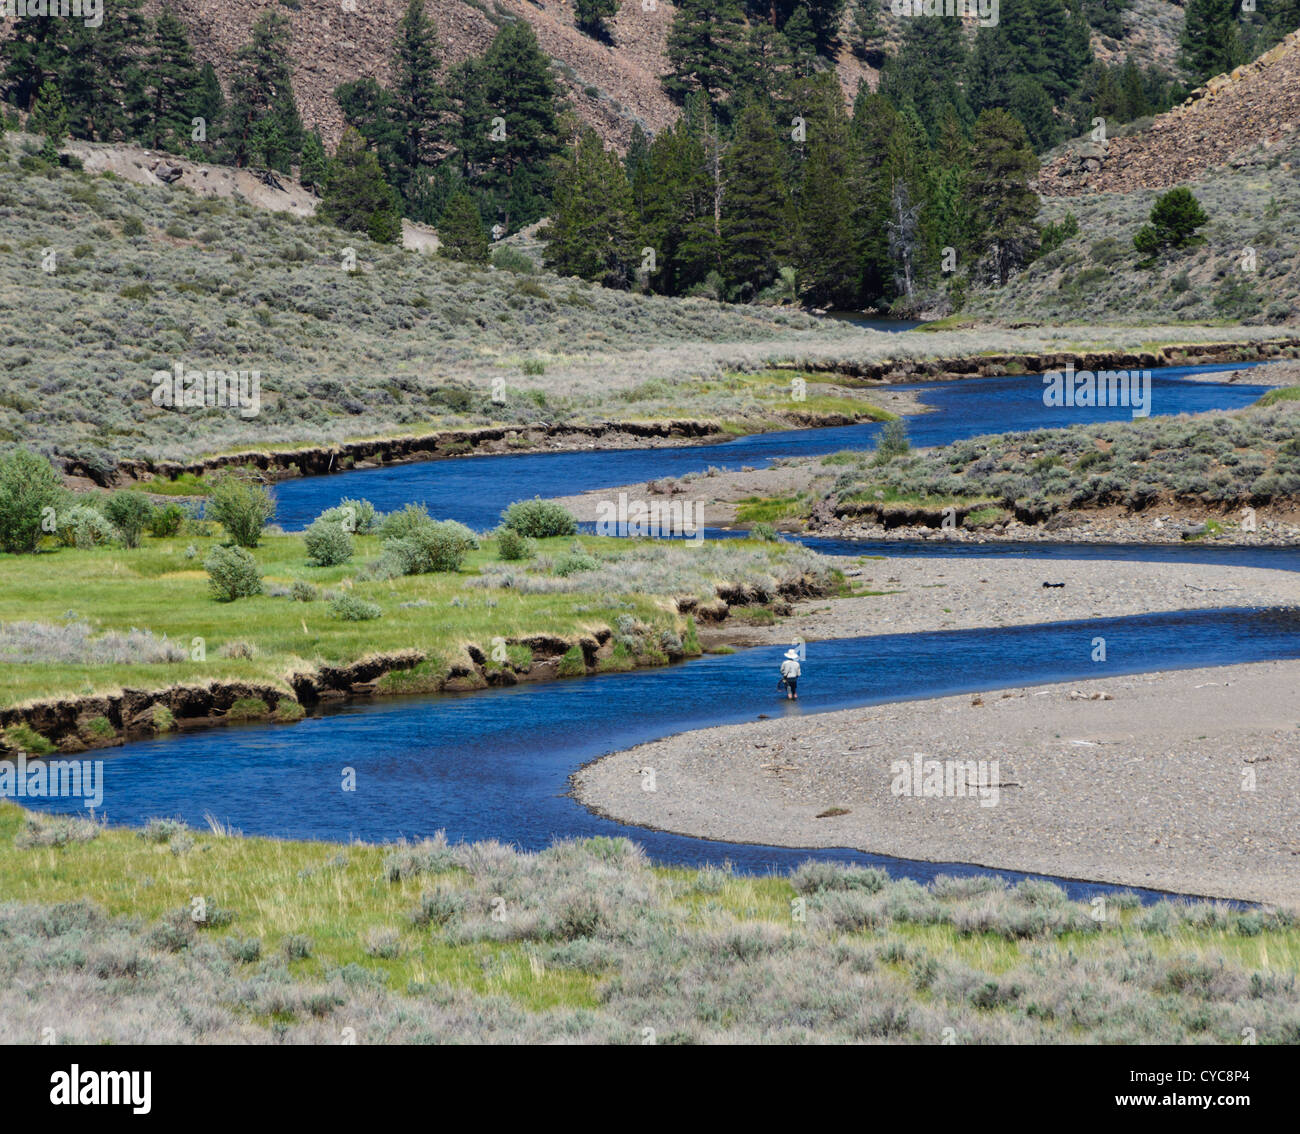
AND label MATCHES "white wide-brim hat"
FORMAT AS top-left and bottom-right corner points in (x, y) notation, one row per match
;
(783, 649), (800, 660)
